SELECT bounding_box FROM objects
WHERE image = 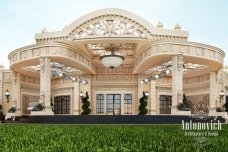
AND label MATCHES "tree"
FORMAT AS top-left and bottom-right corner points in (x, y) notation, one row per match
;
(81, 91), (91, 115)
(138, 91), (148, 115)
